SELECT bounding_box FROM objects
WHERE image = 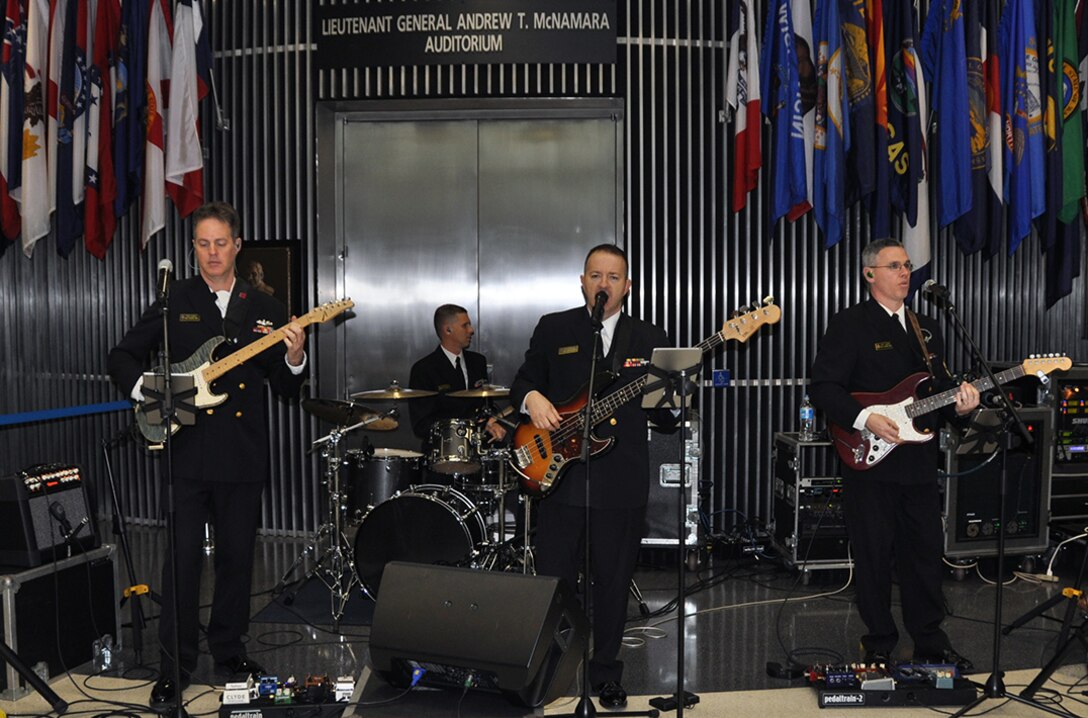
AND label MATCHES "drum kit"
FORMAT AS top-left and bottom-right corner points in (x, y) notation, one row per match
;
(275, 381), (532, 627)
